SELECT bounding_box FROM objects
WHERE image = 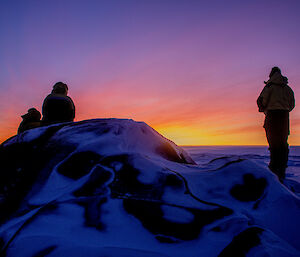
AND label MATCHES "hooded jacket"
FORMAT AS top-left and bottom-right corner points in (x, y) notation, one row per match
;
(18, 108), (41, 134)
(257, 72), (295, 113)
(42, 93), (75, 125)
